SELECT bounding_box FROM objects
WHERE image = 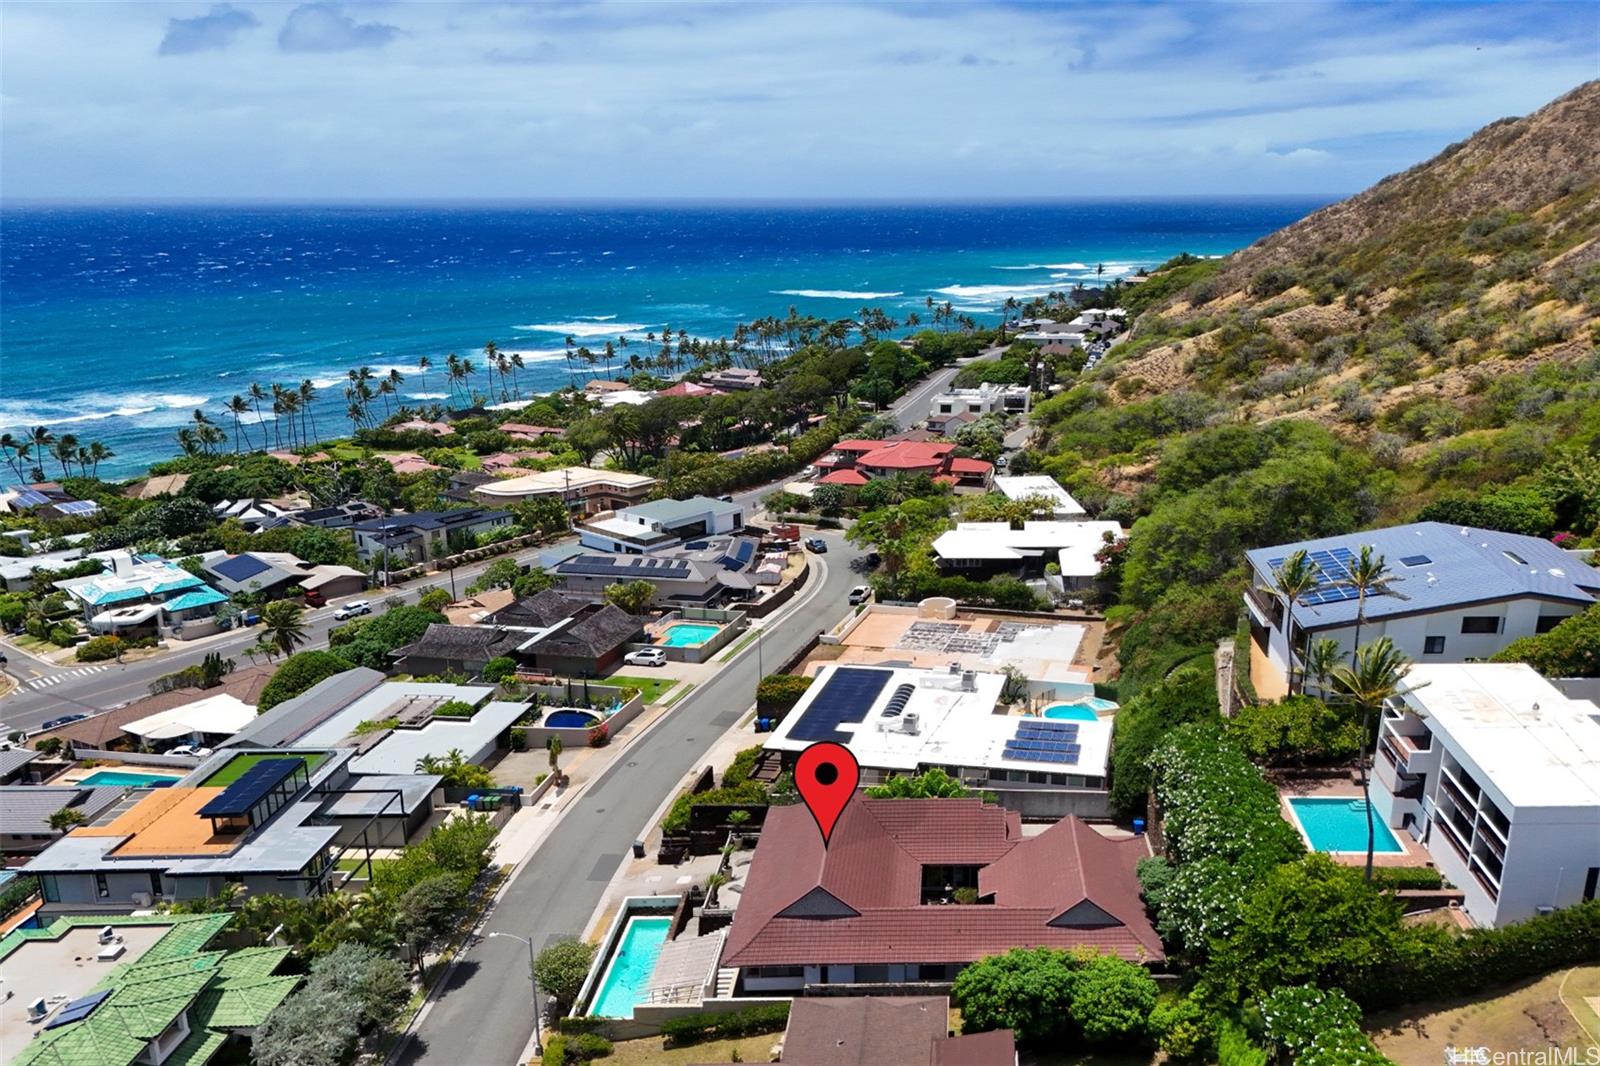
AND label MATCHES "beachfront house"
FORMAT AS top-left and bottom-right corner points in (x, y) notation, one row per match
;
(54, 552), (231, 641)
(1243, 522), (1600, 696)
(349, 507), (515, 565)
(1371, 663), (1600, 928)
(576, 495), (745, 554)
(720, 798), (1161, 995)
(702, 367), (764, 391)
